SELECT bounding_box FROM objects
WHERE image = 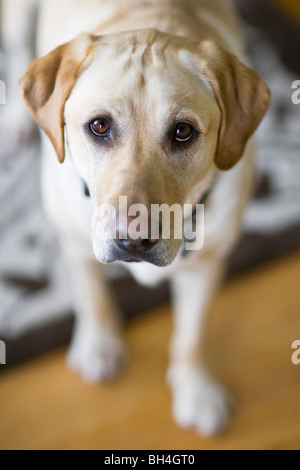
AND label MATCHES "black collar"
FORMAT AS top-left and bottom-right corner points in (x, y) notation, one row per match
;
(180, 185), (213, 258)
(84, 182), (90, 197)
(190, 187), (211, 218)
